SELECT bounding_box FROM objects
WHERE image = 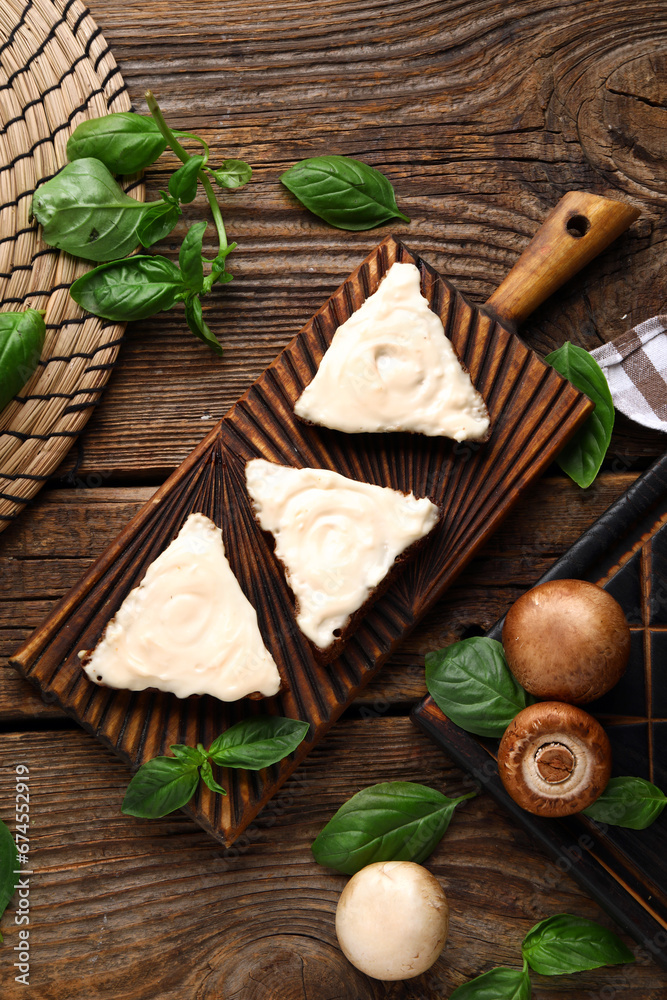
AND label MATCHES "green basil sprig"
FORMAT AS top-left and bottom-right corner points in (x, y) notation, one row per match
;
(0, 309), (46, 411)
(281, 155), (410, 230)
(32, 158), (157, 262)
(451, 913), (634, 997)
(311, 781), (475, 875)
(582, 776), (667, 830)
(34, 93), (252, 354)
(449, 965), (531, 1000)
(0, 820), (19, 942)
(425, 637), (531, 738)
(545, 343), (614, 489)
(122, 716), (309, 819)
(522, 913), (635, 974)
